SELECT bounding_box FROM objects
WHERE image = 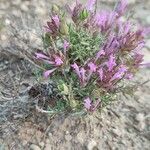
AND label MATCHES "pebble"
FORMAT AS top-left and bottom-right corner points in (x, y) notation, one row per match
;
(65, 134), (72, 141)
(45, 138), (50, 144)
(5, 19), (10, 25)
(30, 144), (41, 150)
(1, 35), (7, 41)
(136, 113), (146, 131)
(21, 3), (29, 12)
(39, 142), (45, 148)
(112, 128), (122, 137)
(48, 132), (53, 137)
(136, 113), (145, 122)
(22, 140), (28, 146)
(87, 139), (97, 150)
